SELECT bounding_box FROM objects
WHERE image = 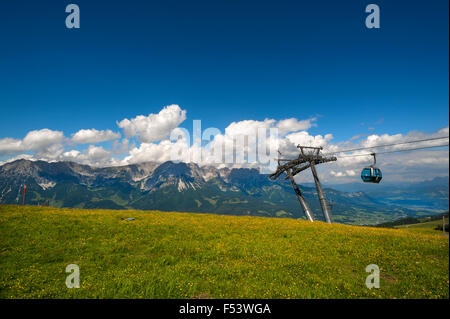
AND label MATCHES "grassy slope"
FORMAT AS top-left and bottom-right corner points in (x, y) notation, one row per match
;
(394, 217), (449, 235)
(0, 205), (448, 299)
